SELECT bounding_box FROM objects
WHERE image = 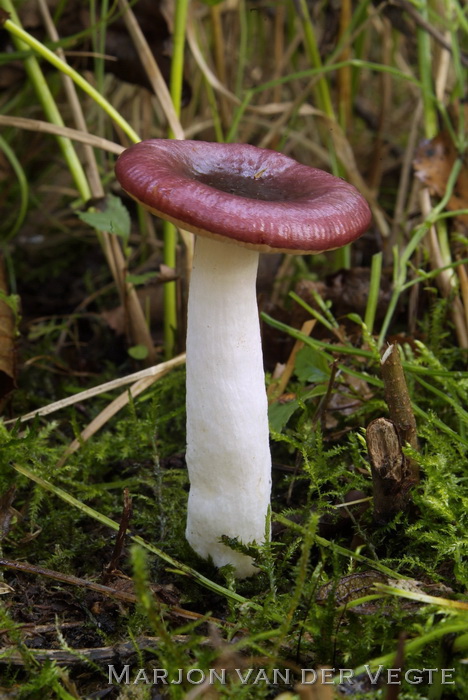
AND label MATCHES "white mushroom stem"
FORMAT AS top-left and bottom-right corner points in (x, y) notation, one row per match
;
(185, 236), (272, 577)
